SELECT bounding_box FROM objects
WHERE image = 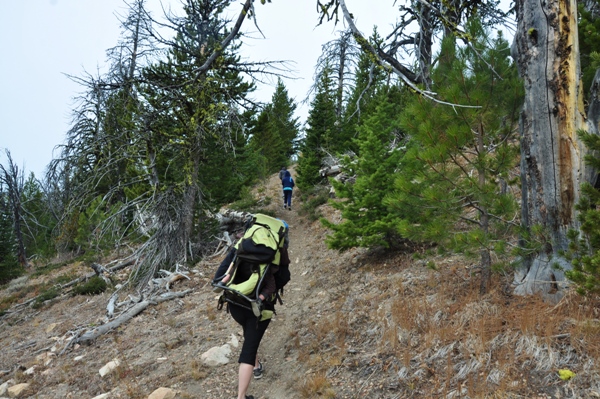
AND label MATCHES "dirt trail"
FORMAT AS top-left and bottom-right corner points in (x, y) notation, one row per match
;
(229, 167), (343, 399)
